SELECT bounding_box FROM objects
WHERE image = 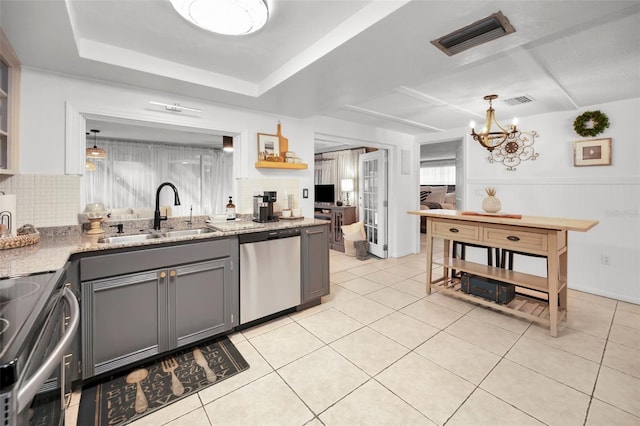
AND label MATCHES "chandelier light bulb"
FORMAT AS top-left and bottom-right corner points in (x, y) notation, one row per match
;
(469, 120), (476, 129)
